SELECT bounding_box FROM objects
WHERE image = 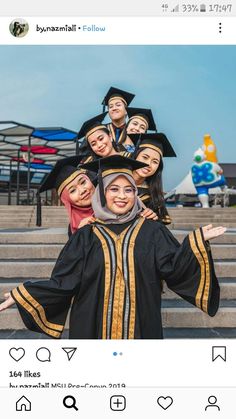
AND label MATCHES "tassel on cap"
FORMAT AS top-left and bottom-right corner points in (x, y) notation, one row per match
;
(98, 159), (106, 207)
